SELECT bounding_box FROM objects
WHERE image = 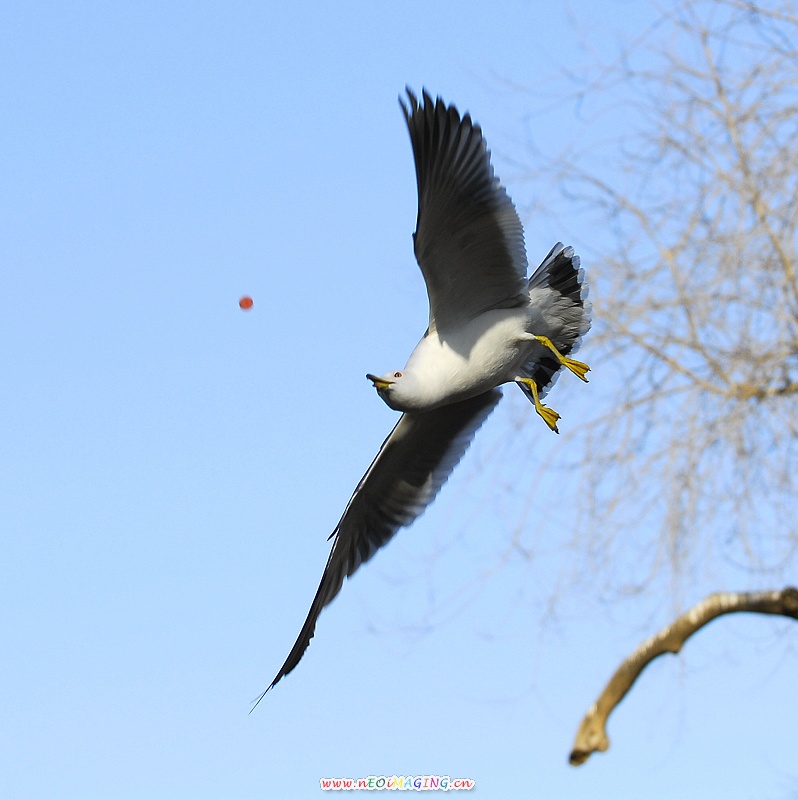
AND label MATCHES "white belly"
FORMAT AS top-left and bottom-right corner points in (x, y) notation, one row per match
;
(403, 309), (531, 409)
